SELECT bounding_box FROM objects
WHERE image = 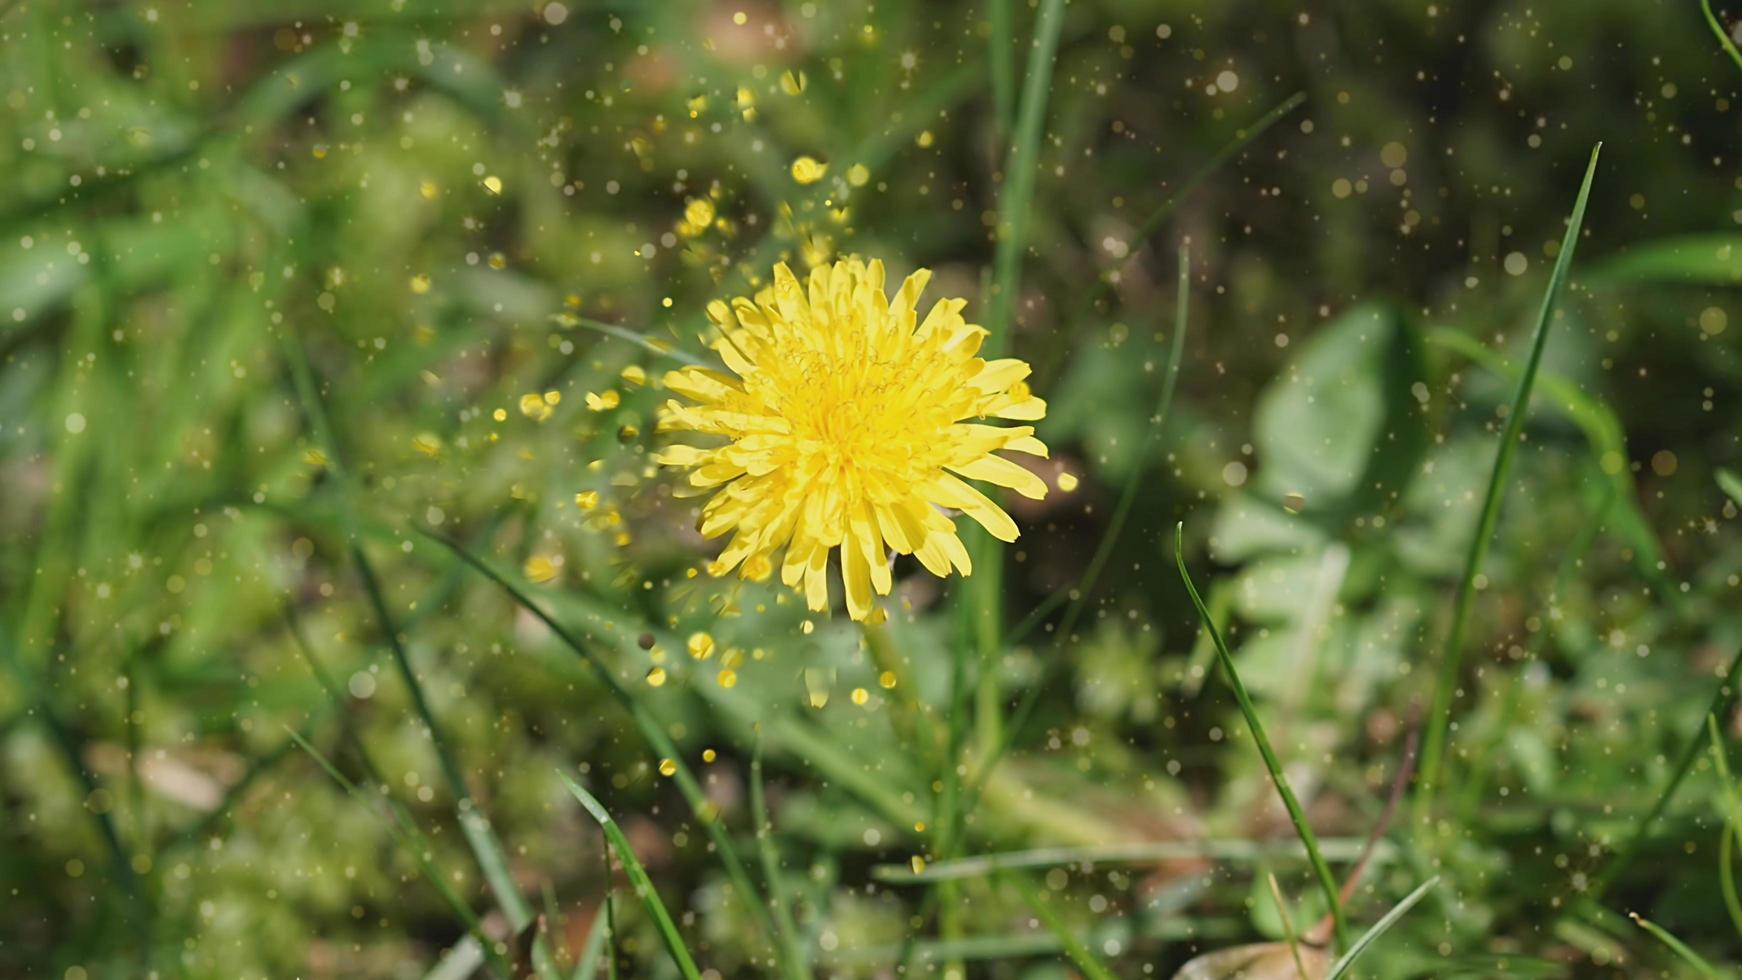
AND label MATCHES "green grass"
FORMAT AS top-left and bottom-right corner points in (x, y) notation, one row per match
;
(6, 2), (1742, 977)
(1176, 522), (1349, 951)
(560, 773), (703, 980)
(1416, 143), (1603, 817)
